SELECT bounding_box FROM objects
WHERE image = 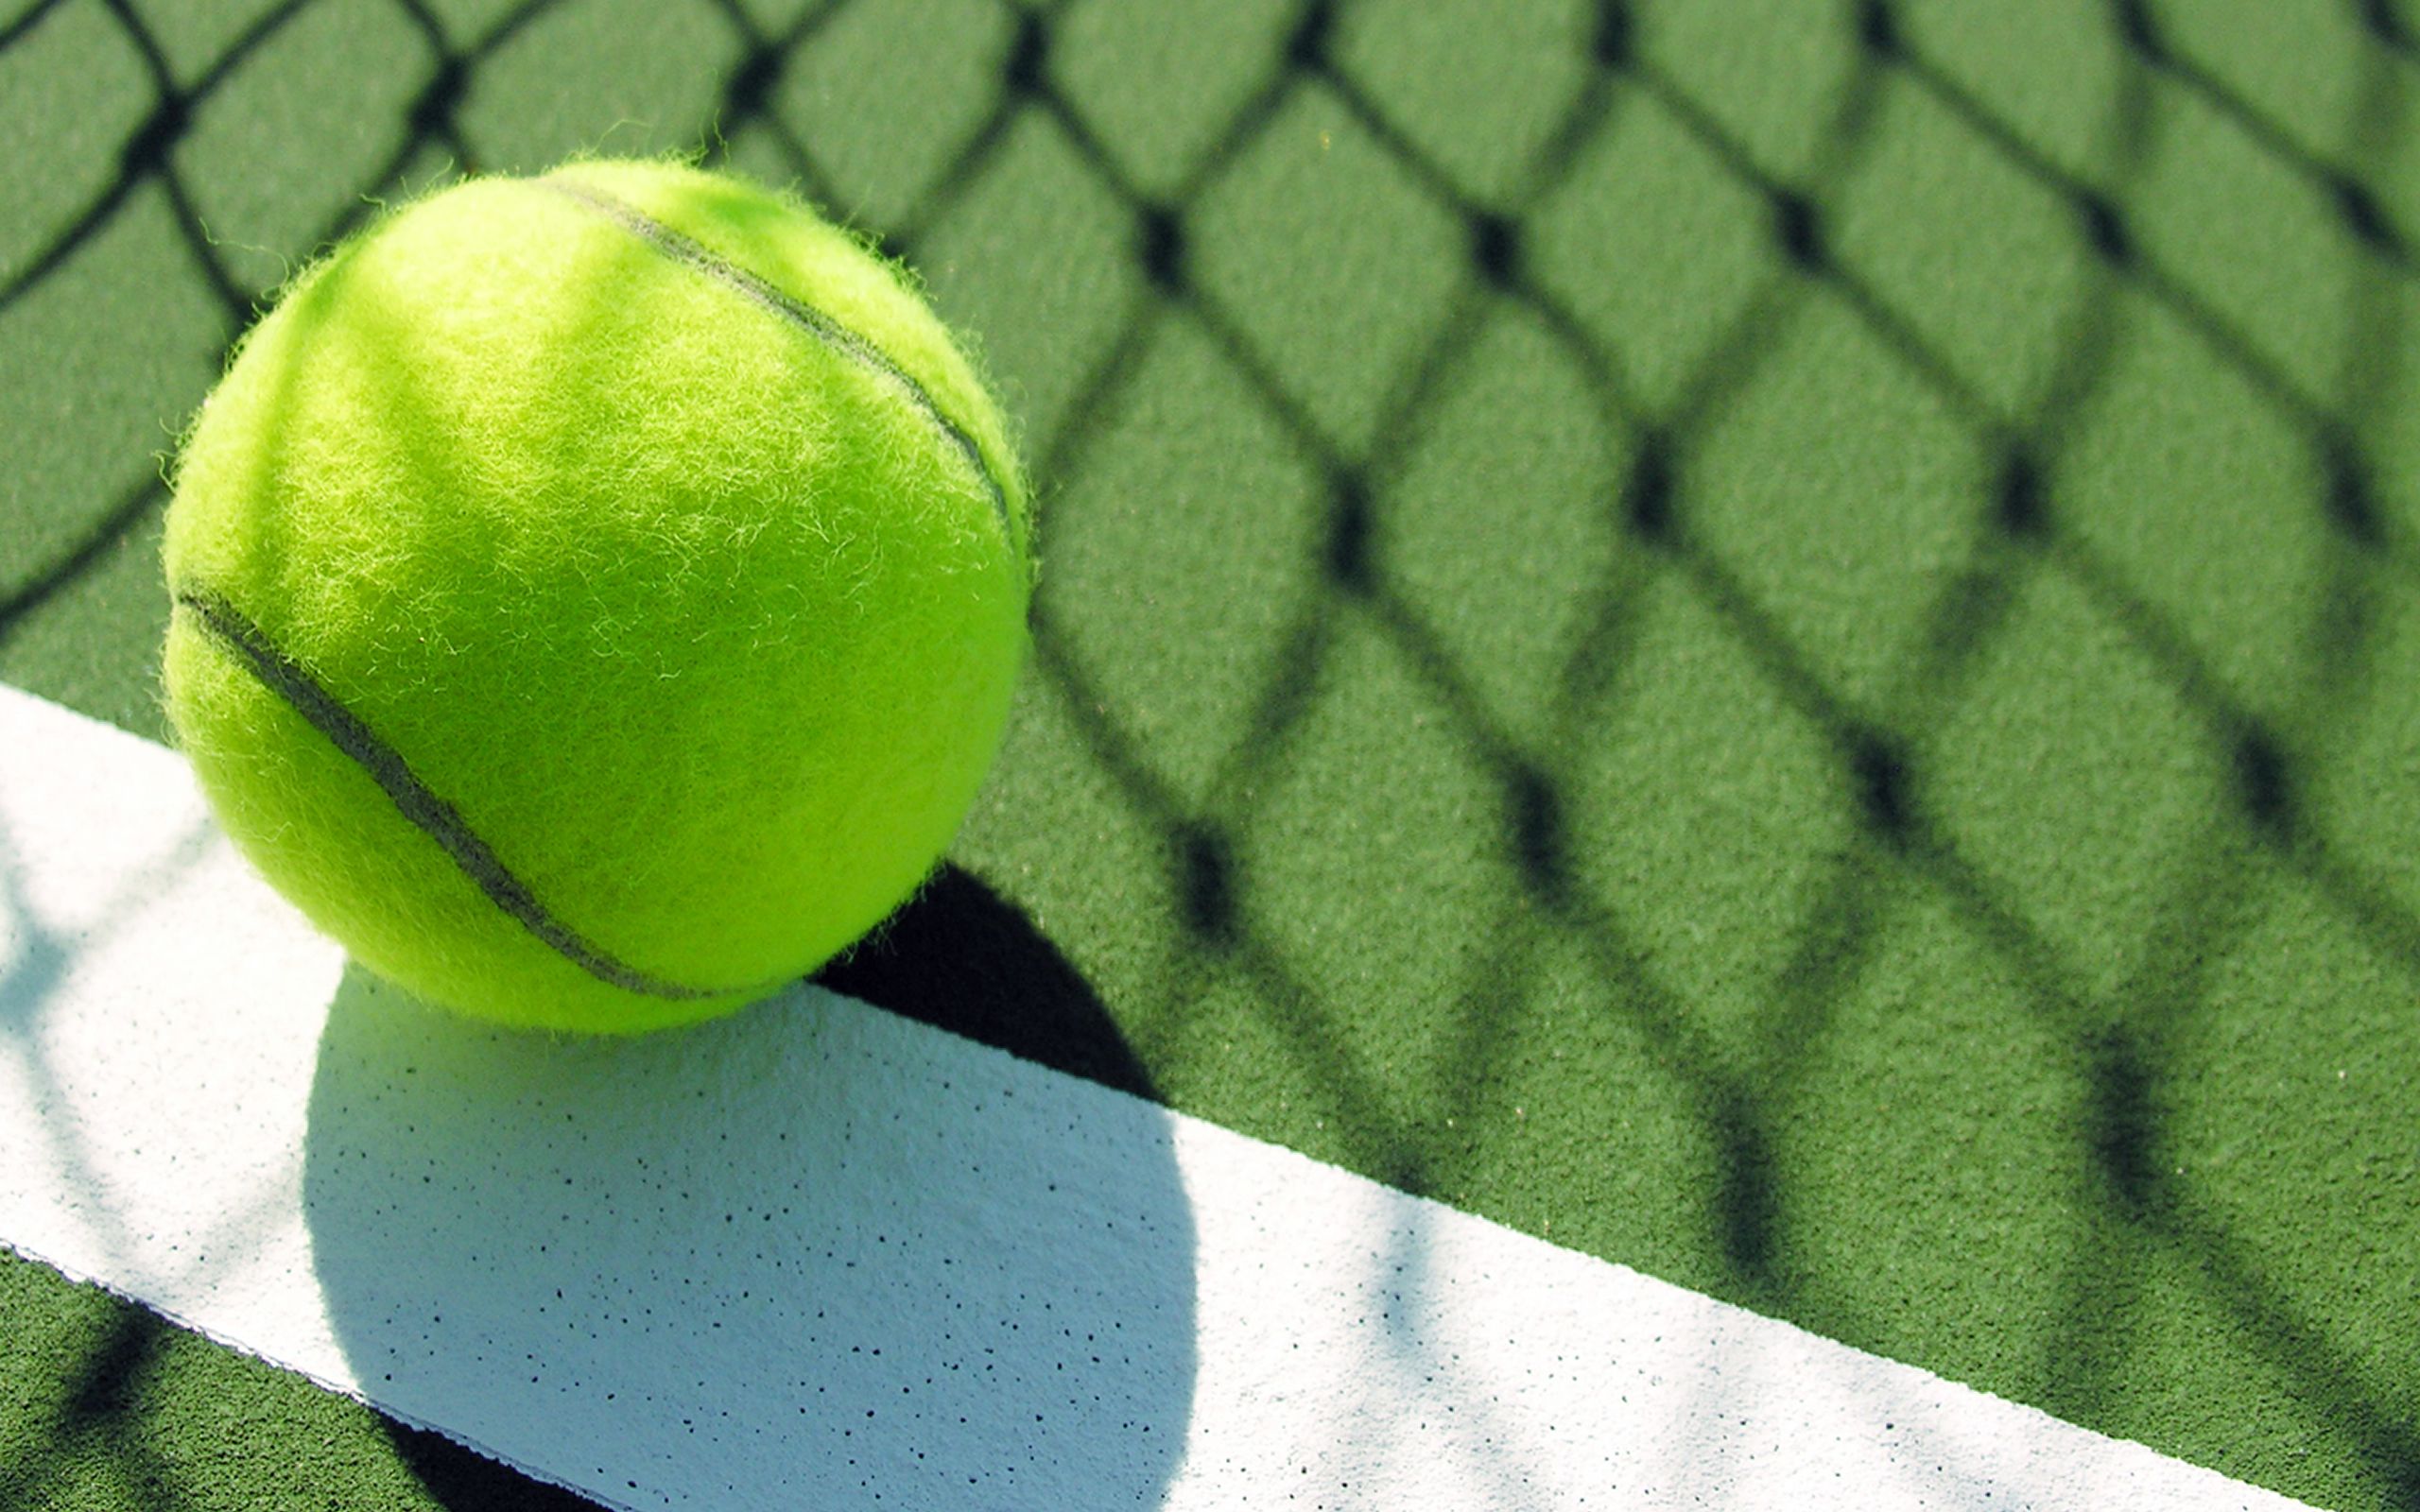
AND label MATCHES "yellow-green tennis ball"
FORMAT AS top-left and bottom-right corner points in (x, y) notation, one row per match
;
(161, 159), (1032, 1035)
